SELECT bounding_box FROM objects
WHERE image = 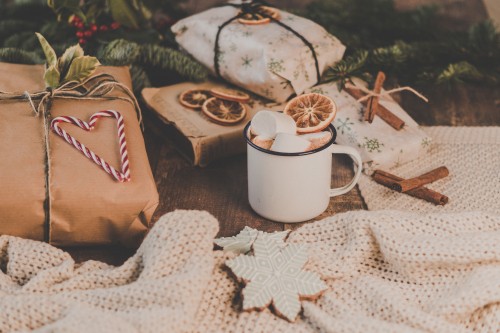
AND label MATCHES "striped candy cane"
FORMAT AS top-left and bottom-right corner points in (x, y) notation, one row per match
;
(51, 110), (130, 182)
